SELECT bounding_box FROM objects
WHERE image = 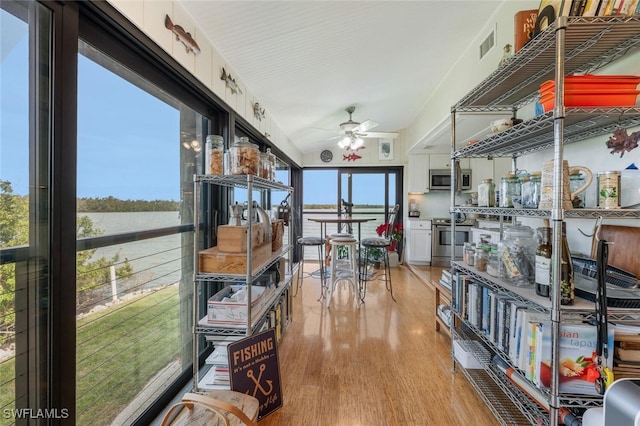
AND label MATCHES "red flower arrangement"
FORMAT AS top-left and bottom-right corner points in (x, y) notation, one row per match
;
(376, 222), (403, 240)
